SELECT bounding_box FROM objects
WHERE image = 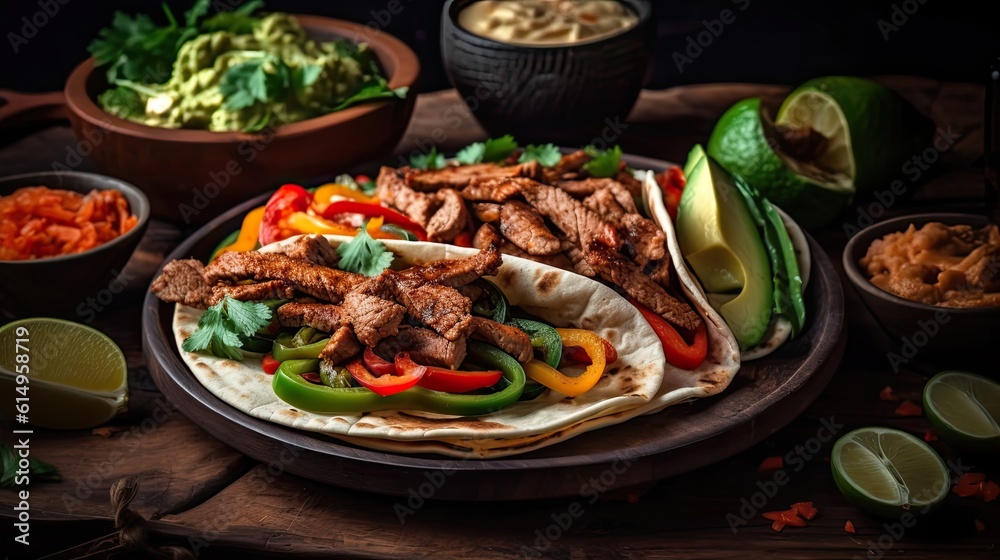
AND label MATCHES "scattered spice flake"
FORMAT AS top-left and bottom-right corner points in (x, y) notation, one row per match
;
(771, 520), (786, 532)
(91, 426), (128, 438)
(763, 509), (807, 527)
(981, 480), (999, 503)
(924, 429), (938, 442)
(975, 519), (985, 532)
(894, 400), (923, 417)
(791, 501), (817, 520)
(757, 455), (783, 472)
(879, 386), (902, 402)
(953, 473), (987, 498)
(844, 520), (856, 534)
